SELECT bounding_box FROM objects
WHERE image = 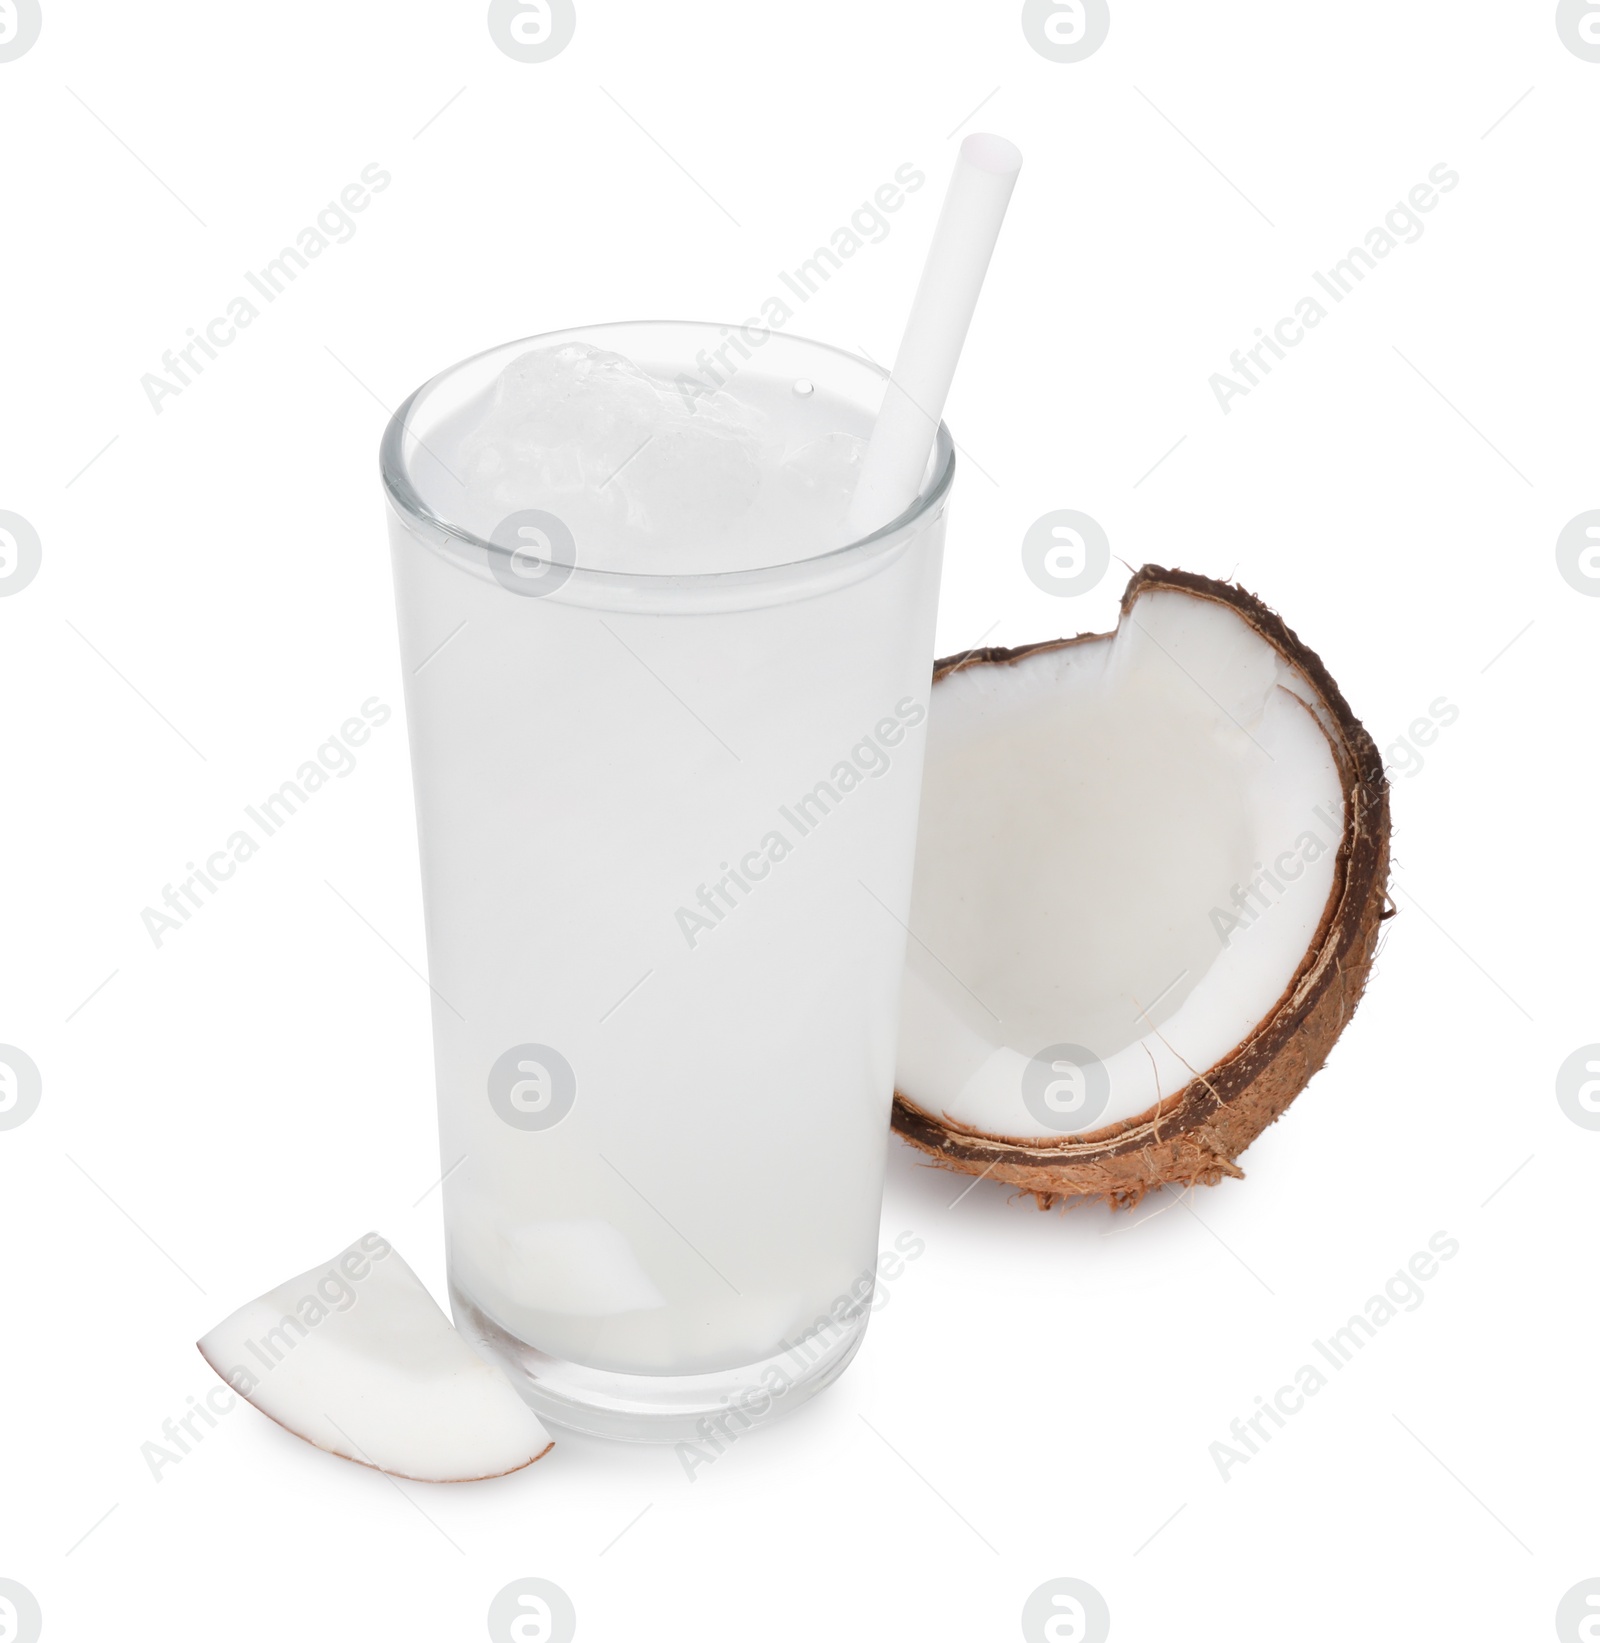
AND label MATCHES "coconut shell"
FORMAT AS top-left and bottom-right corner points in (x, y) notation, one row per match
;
(891, 565), (1392, 1210)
